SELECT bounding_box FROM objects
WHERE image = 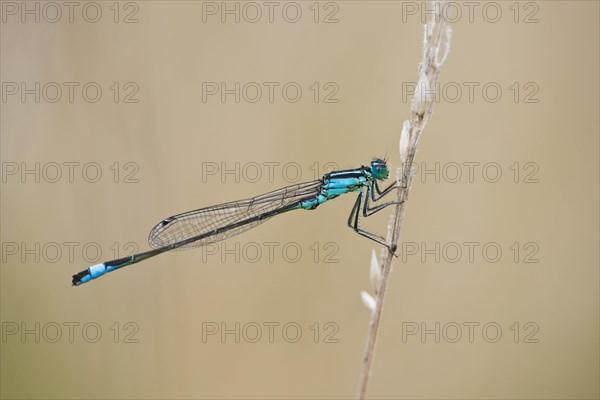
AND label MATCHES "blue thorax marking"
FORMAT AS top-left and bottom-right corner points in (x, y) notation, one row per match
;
(298, 167), (373, 210)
